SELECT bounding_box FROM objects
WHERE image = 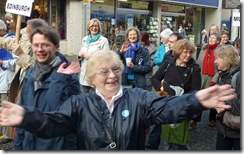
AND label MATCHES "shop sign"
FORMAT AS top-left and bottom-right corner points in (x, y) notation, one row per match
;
(119, 2), (132, 9)
(232, 12), (240, 27)
(170, 0), (219, 8)
(5, 0), (33, 17)
(161, 6), (168, 11)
